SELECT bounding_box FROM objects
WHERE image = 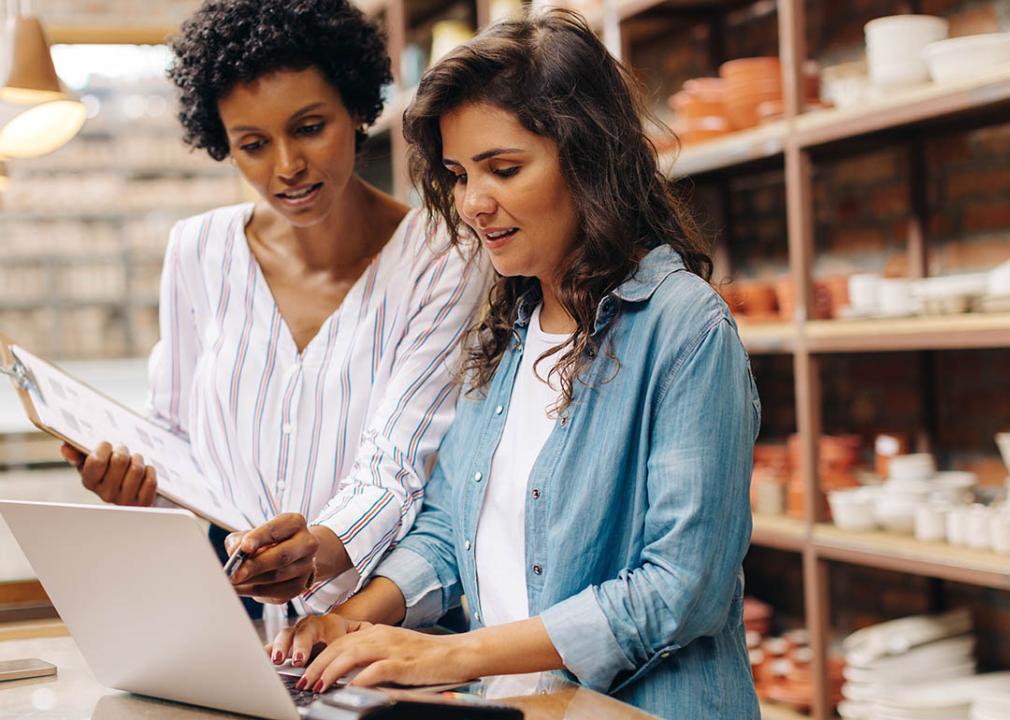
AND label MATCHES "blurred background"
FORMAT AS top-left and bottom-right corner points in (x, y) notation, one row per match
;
(1, 2), (1010, 719)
